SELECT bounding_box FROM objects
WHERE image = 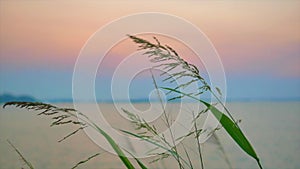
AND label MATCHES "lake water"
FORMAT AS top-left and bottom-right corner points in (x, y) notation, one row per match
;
(0, 102), (299, 169)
